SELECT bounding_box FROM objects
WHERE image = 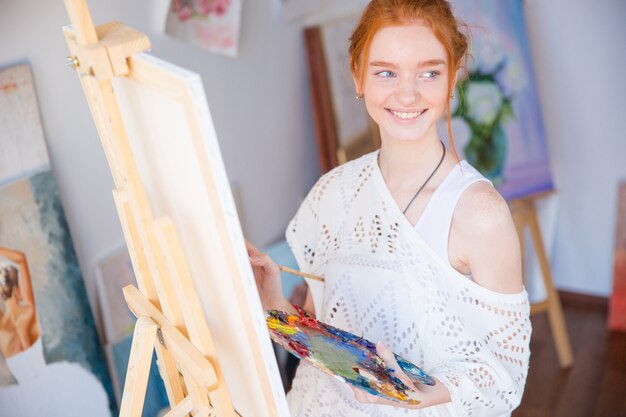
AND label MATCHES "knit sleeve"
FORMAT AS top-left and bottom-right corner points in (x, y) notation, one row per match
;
(426, 281), (531, 416)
